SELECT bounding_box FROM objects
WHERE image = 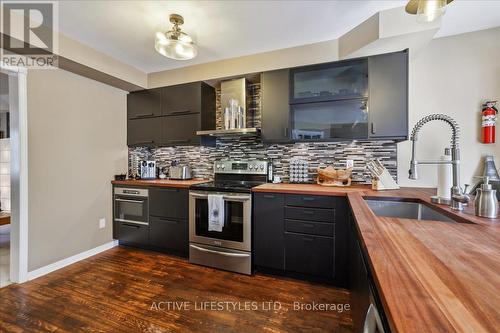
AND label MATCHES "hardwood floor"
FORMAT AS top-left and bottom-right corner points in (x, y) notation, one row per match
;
(0, 246), (353, 332)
